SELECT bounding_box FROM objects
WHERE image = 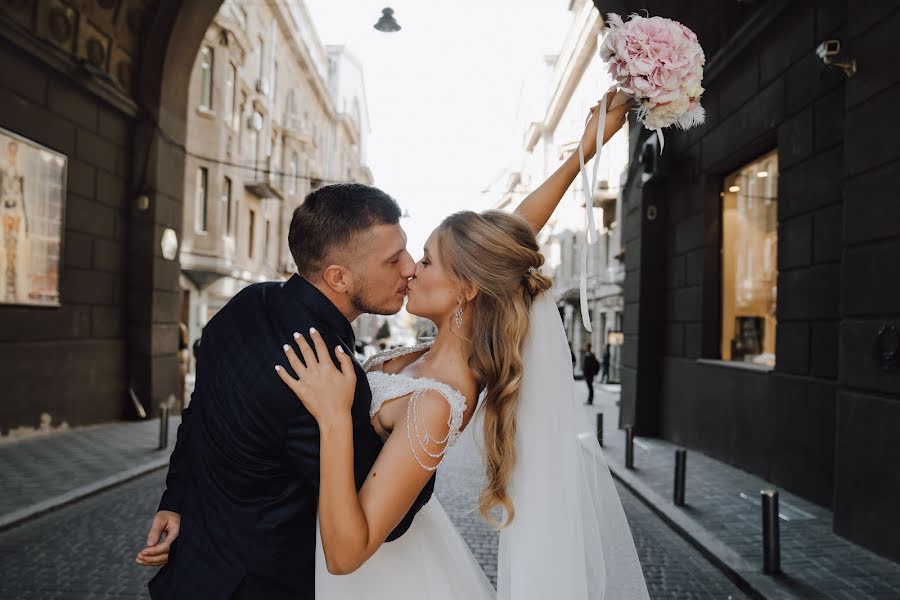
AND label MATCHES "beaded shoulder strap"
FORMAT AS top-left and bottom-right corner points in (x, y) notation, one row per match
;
(362, 341), (434, 372)
(366, 371), (468, 472)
